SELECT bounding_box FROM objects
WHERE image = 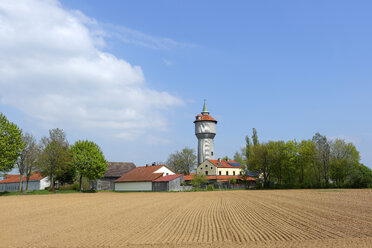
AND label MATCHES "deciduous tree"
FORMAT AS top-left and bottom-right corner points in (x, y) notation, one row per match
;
(38, 128), (72, 191)
(330, 139), (360, 186)
(312, 133), (331, 185)
(166, 147), (196, 175)
(249, 143), (271, 187)
(298, 140), (316, 186)
(0, 113), (24, 173)
(70, 140), (107, 191)
(16, 133), (40, 192)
